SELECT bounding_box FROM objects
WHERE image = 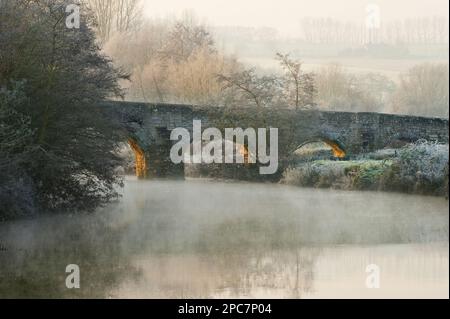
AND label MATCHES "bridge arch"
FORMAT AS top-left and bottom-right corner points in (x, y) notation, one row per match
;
(295, 139), (347, 159)
(182, 139), (256, 165)
(182, 139), (258, 179)
(127, 138), (148, 179)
